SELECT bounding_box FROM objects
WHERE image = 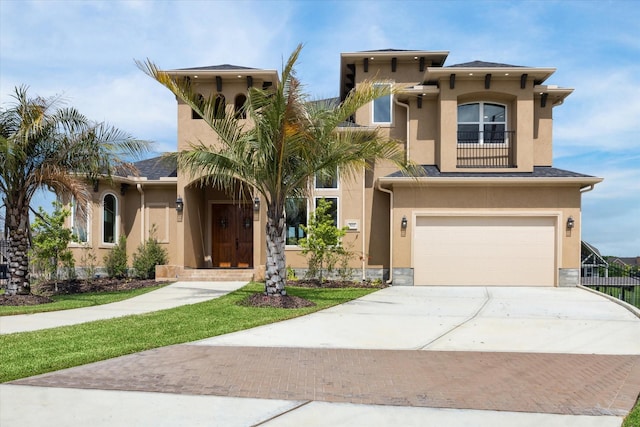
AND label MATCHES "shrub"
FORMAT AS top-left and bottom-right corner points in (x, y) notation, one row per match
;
(132, 227), (168, 279)
(104, 235), (128, 278)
